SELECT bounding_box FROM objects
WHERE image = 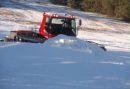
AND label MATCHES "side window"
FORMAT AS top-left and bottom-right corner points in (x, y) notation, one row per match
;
(71, 20), (76, 29)
(46, 17), (50, 24)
